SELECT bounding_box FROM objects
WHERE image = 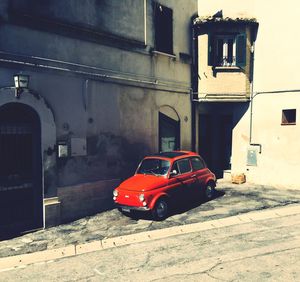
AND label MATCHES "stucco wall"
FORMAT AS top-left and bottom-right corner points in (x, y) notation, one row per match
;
(10, 0), (145, 42)
(198, 0), (300, 188)
(0, 0), (196, 185)
(0, 0), (196, 229)
(232, 93), (300, 188)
